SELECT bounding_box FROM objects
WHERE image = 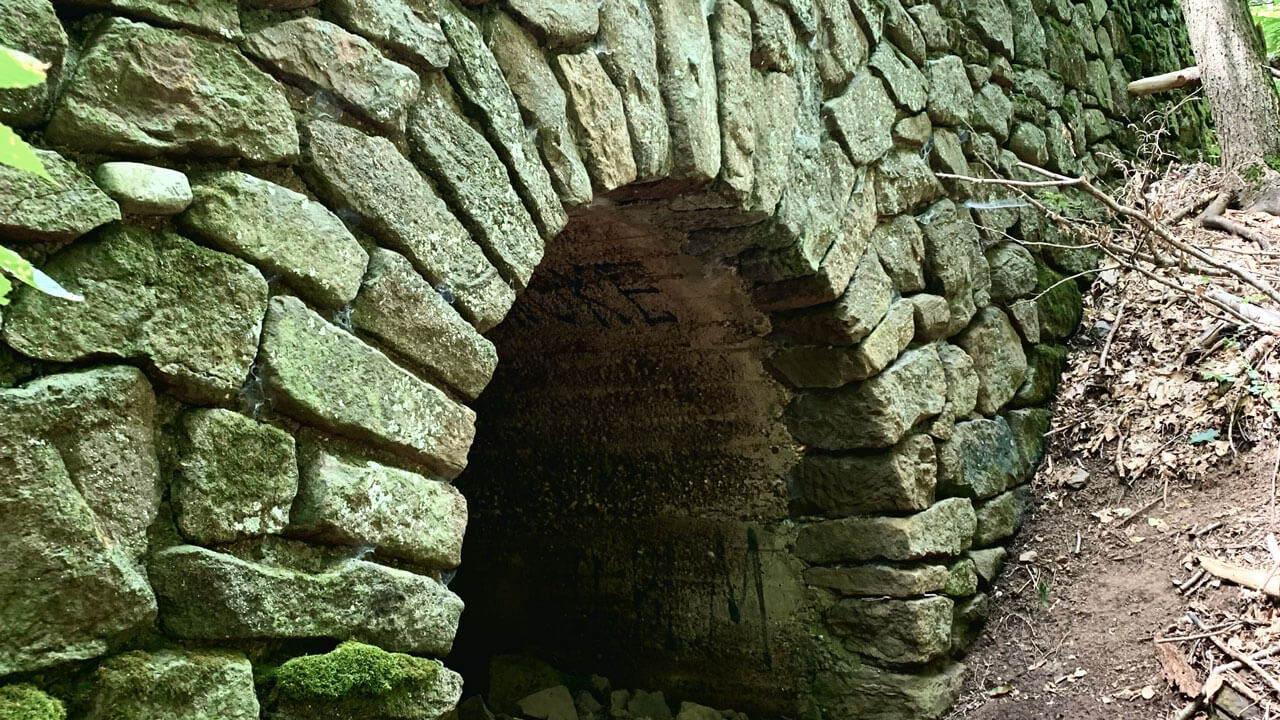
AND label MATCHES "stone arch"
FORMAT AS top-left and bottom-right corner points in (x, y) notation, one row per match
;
(0, 1), (1205, 719)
